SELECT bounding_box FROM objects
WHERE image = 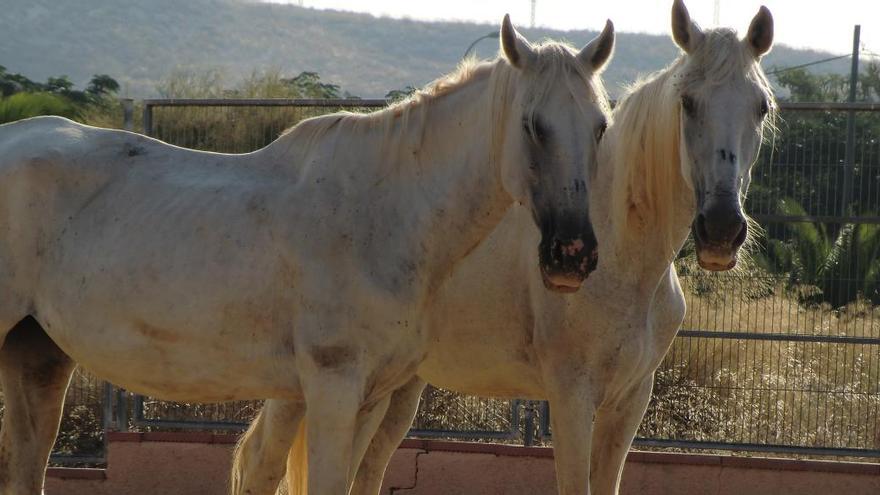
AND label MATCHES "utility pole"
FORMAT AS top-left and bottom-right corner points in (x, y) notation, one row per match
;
(713, 0), (720, 26)
(530, 0), (536, 28)
(842, 25), (860, 215)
